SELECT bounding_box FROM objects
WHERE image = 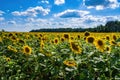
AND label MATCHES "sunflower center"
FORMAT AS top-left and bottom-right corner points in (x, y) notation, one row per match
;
(61, 38), (64, 42)
(71, 42), (79, 51)
(113, 35), (117, 40)
(106, 47), (109, 51)
(112, 41), (116, 45)
(64, 34), (69, 39)
(88, 37), (94, 43)
(98, 40), (103, 46)
(25, 47), (30, 53)
(106, 36), (109, 40)
(84, 32), (90, 36)
(55, 39), (58, 43)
